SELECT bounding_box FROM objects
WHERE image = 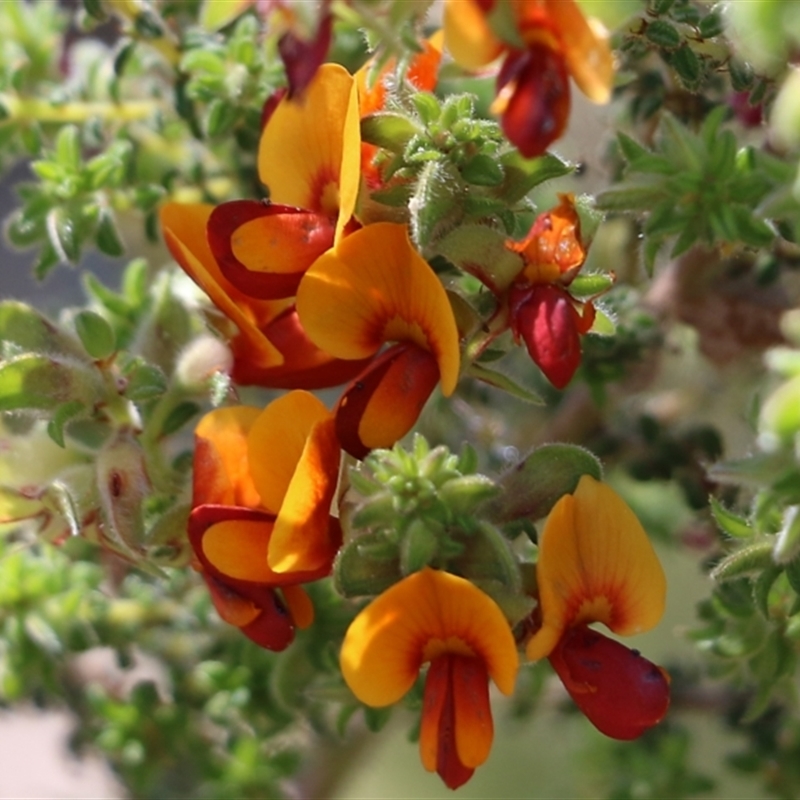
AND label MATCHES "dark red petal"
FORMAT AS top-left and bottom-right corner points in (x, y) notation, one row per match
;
(203, 571), (295, 651)
(208, 200), (334, 299)
(548, 626), (671, 740)
(497, 44), (571, 158)
(231, 306), (375, 389)
(278, 7), (333, 99)
(335, 343), (440, 460)
(511, 283), (582, 389)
